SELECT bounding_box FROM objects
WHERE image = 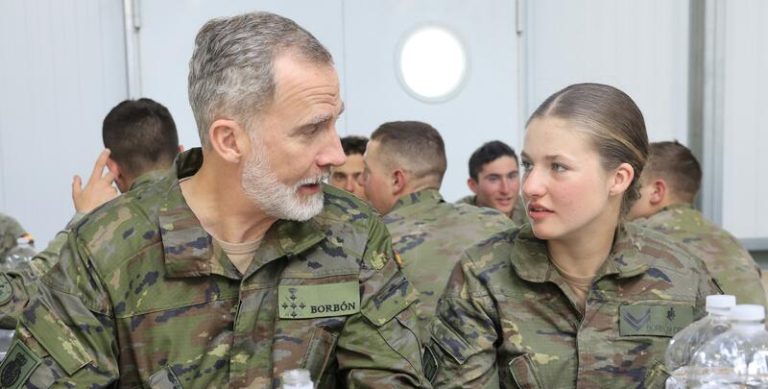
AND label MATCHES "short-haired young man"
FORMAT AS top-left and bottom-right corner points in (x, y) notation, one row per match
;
(329, 135), (367, 200)
(629, 140), (765, 306)
(458, 140), (527, 225)
(360, 121), (513, 338)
